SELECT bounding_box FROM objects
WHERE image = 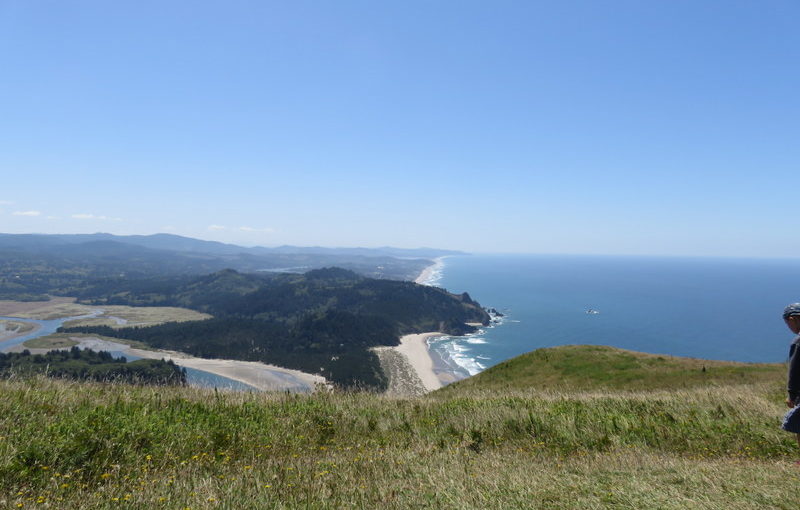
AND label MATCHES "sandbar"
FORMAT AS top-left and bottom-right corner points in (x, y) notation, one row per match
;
(0, 297), (81, 318)
(0, 320), (41, 344)
(15, 335), (327, 393)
